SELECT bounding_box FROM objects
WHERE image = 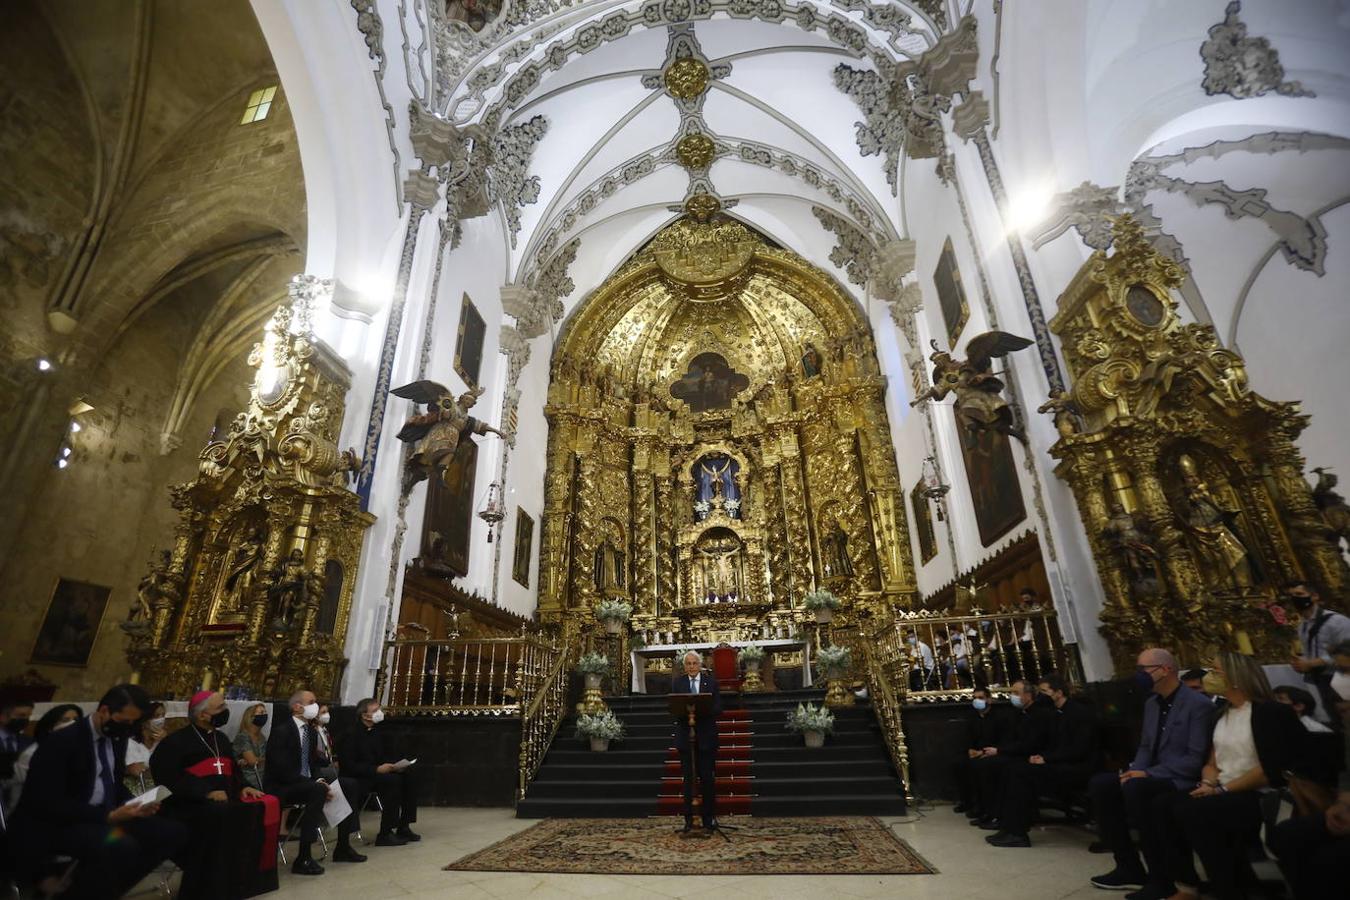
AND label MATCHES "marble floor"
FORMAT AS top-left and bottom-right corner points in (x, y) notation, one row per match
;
(132, 803), (1117, 899)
